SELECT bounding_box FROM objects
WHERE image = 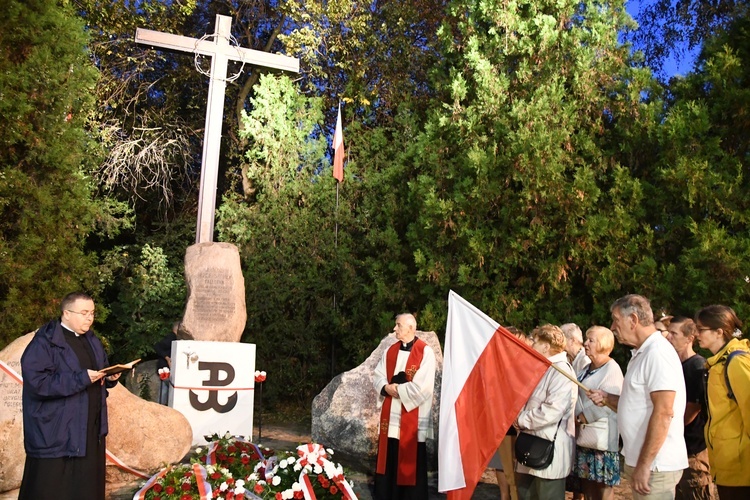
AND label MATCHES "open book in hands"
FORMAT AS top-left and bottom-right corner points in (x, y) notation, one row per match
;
(100, 359), (141, 376)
